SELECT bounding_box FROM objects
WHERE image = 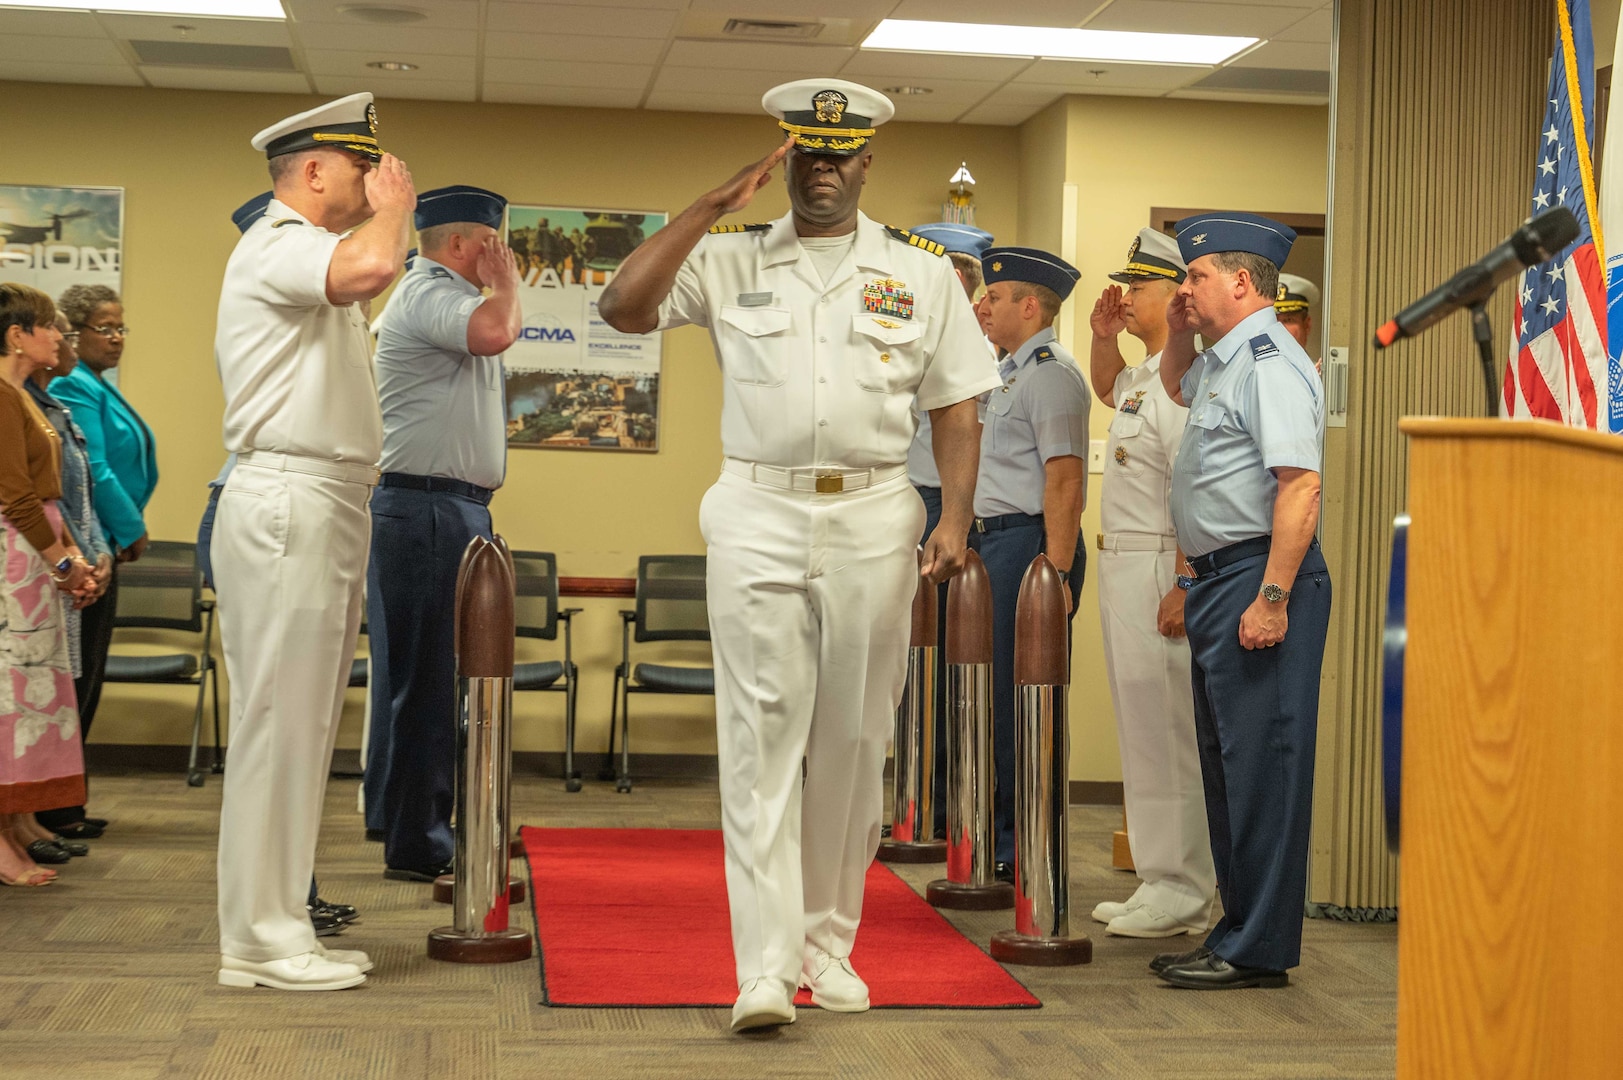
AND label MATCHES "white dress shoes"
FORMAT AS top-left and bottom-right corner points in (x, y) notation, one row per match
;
(799, 948), (870, 1013)
(1091, 890), (1147, 925)
(313, 941), (373, 974)
(218, 951), (367, 991)
(1105, 904), (1206, 939)
(731, 976), (796, 1033)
